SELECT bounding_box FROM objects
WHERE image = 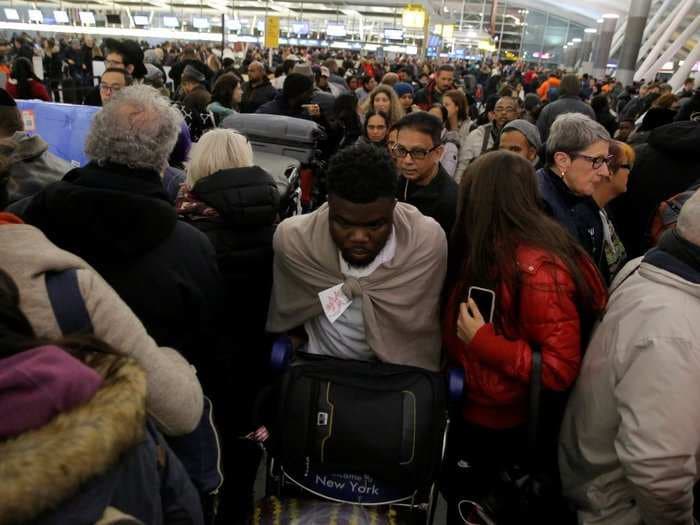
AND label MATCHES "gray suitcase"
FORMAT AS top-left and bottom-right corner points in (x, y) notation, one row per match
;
(221, 113), (325, 164)
(253, 150), (299, 199)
